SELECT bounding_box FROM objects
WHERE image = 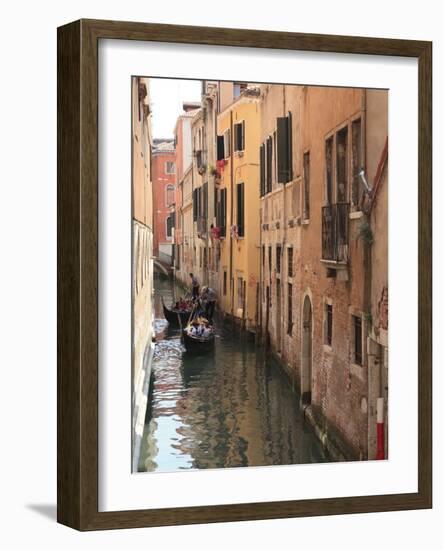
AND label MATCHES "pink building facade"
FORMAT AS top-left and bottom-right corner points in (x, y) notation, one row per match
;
(152, 139), (176, 265)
